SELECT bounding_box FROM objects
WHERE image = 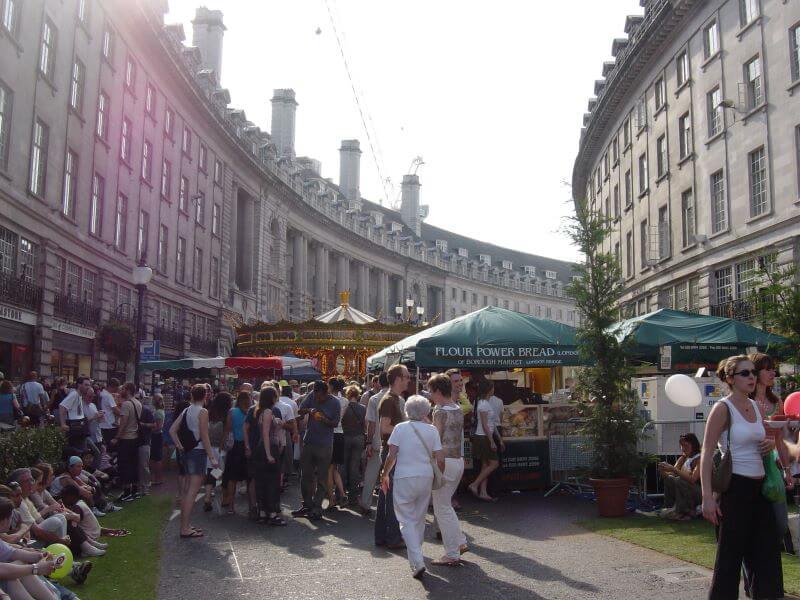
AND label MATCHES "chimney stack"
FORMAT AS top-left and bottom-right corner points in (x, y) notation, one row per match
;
(339, 140), (361, 203)
(271, 89), (298, 158)
(400, 174), (421, 236)
(191, 7), (226, 82)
